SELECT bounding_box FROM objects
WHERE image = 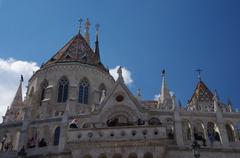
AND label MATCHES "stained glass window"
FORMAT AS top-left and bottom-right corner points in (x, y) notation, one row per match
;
(57, 77), (69, 102)
(79, 78), (89, 104)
